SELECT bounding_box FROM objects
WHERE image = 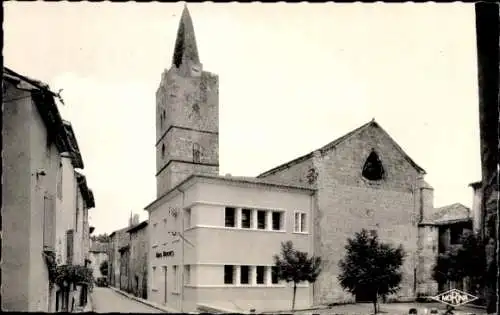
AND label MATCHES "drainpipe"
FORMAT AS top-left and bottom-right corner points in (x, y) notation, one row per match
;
(310, 190), (316, 306)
